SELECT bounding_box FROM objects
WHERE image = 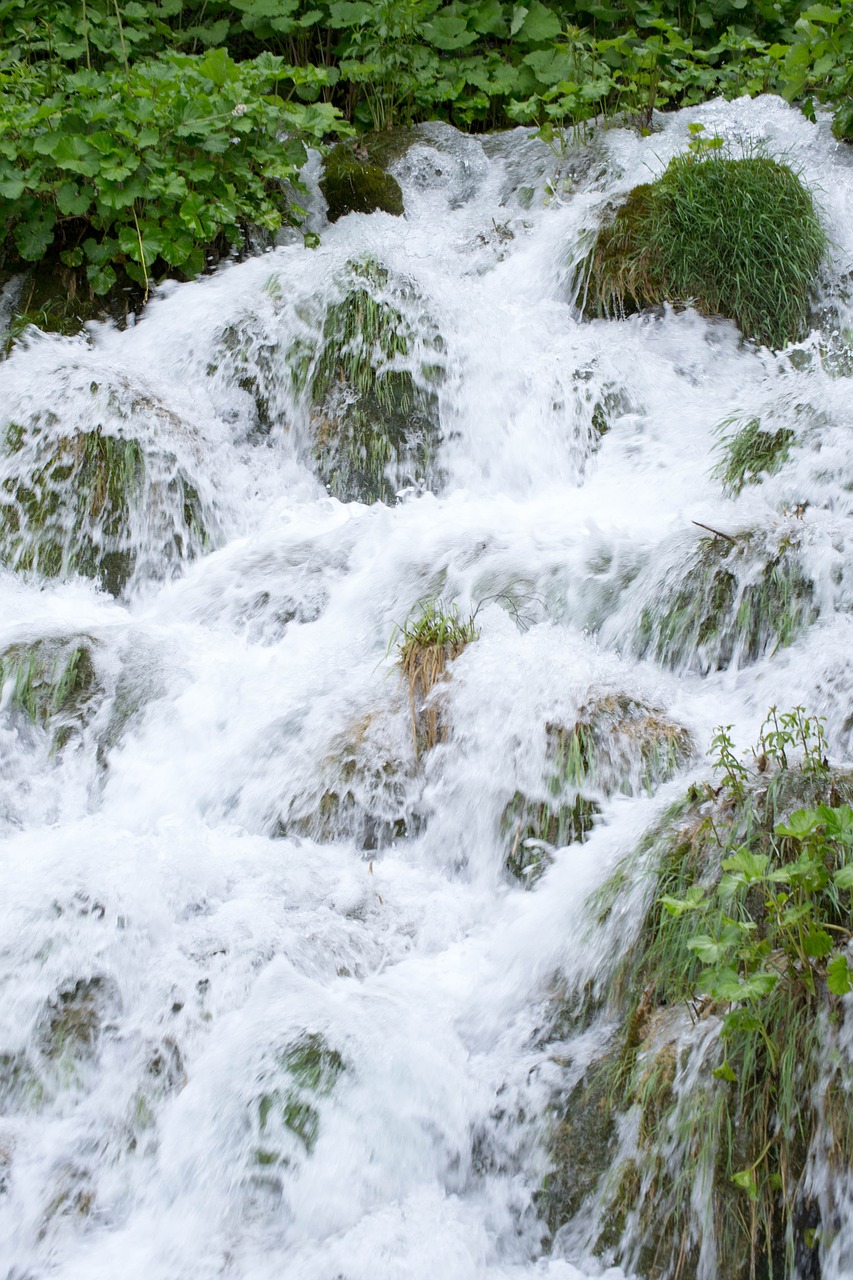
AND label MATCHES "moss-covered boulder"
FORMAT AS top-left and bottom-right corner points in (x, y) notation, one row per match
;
(320, 144), (404, 223)
(0, 634), (101, 751)
(250, 1032), (346, 1185)
(631, 529), (816, 674)
(273, 710), (421, 851)
(303, 258), (443, 504)
(502, 697), (691, 886)
(0, 410), (208, 595)
(579, 151), (826, 350)
(542, 714), (853, 1279)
